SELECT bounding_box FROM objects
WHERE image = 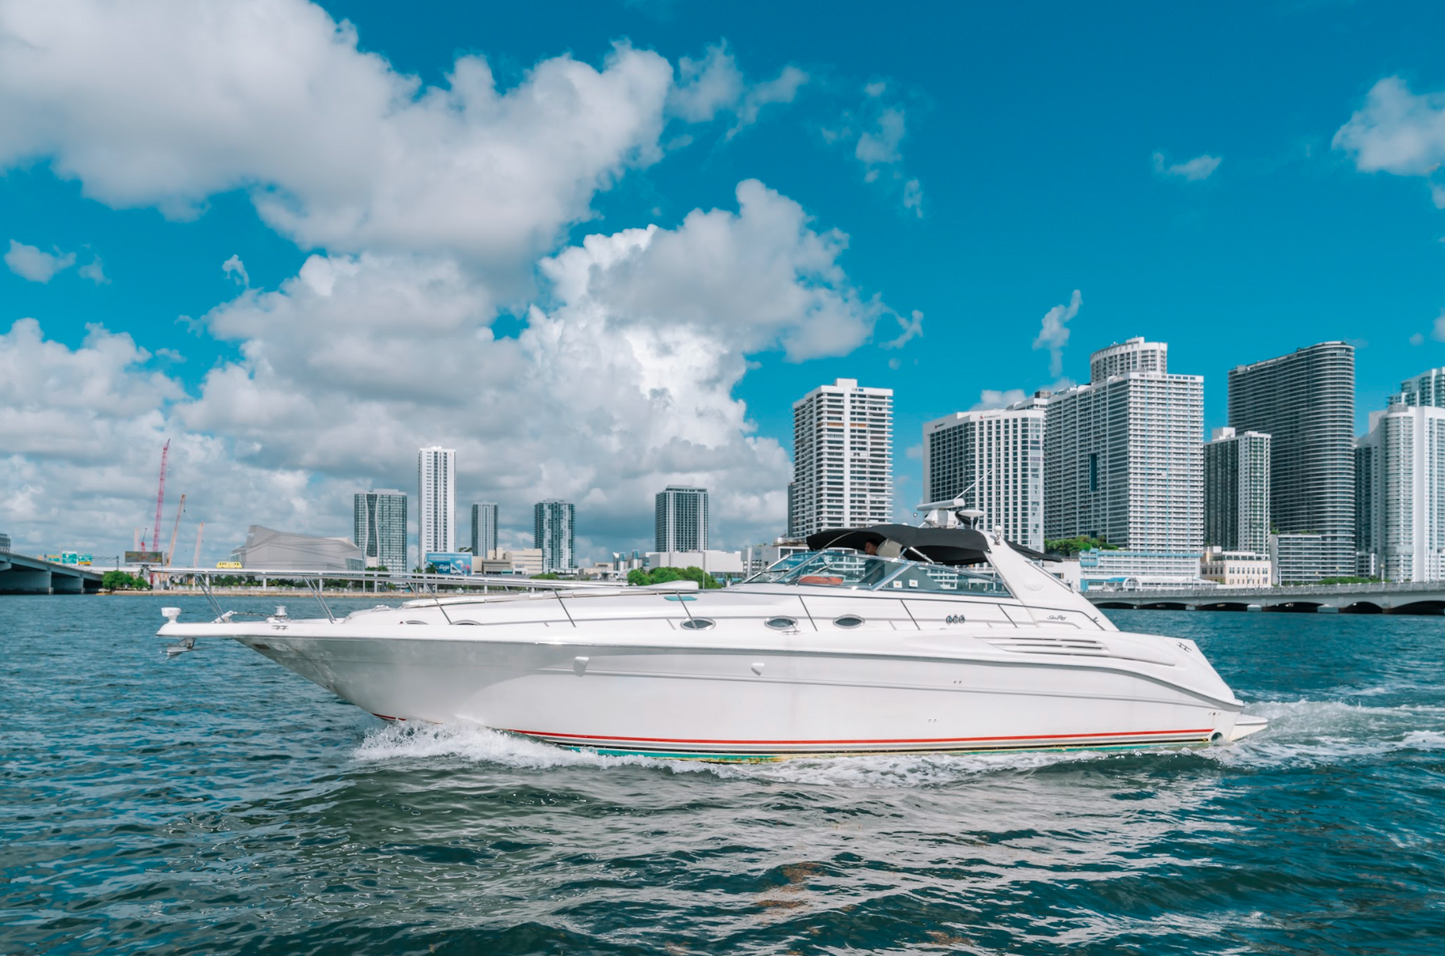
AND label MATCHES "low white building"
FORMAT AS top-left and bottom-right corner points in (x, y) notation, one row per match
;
(743, 540), (812, 576)
(230, 526), (364, 572)
(647, 550), (745, 575)
(1200, 549), (1272, 588)
(1076, 549), (1207, 591)
(473, 548), (545, 576)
